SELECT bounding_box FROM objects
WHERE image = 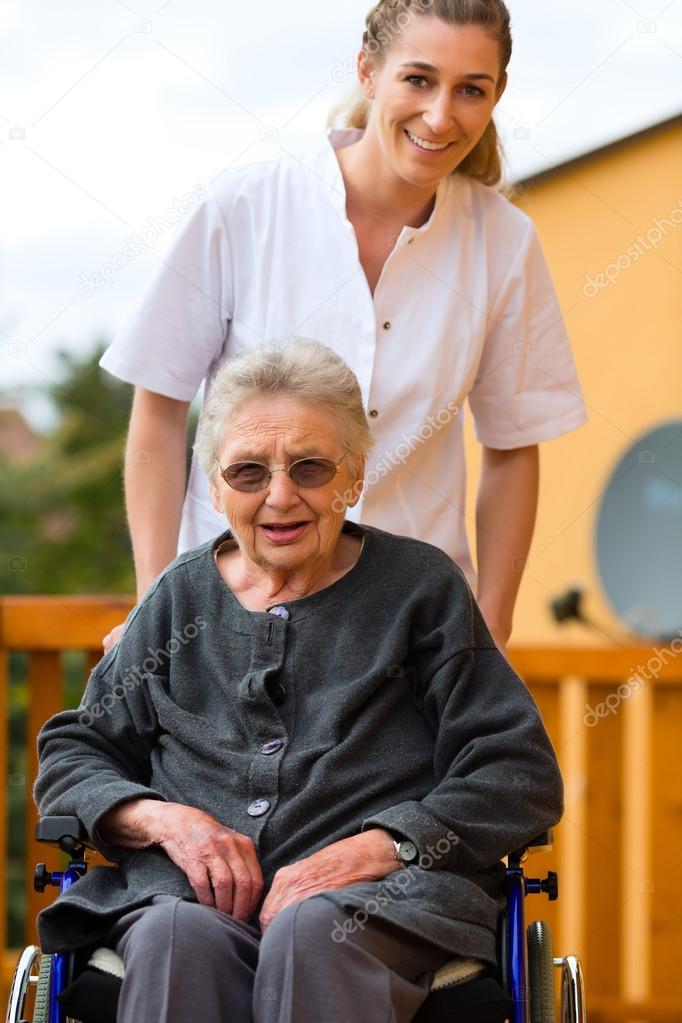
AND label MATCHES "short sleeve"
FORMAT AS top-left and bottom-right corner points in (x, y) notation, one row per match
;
(468, 221), (587, 449)
(99, 186), (233, 401)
